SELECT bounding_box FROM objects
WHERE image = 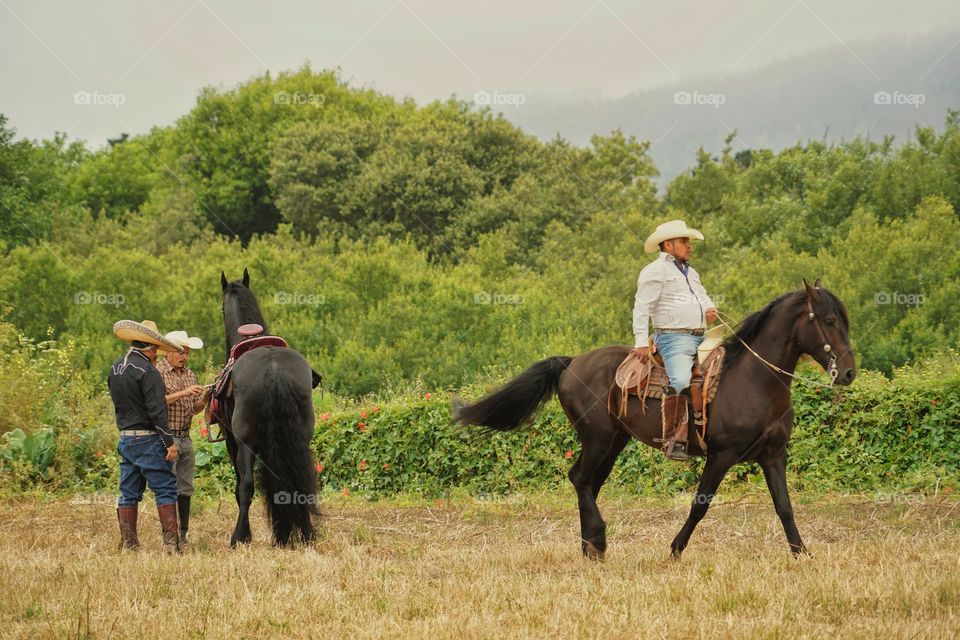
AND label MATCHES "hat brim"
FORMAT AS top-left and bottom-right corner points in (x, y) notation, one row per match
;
(644, 228), (704, 253)
(114, 320), (183, 352)
(161, 337), (203, 351)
